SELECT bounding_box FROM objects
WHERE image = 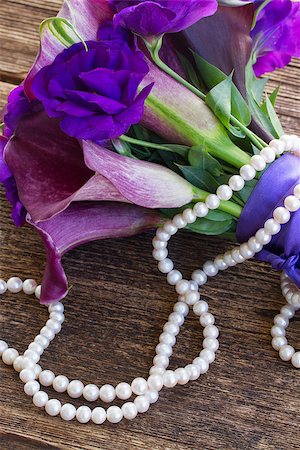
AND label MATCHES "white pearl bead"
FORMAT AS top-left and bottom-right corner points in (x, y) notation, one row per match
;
(291, 352), (300, 368)
(20, 369), (36, 383)
(255, 229), (272, 245)
(134, 395), (150, 413)
(24, 380), (40, 396)
(271, 336), (287, 351)
(0, 279), (7, 294)
(193, 357), (209, 374)
(185, 364), (201, 381)
(279, 344), (295, 361)
(271, 325), (285, 337)
(156, 228), (170, 241)
(280, 134), (297, 151)
(260, 146), (275, 163)
(122, 402), (138, 420)
(50, 312), (65, 323)
(39, 370), (55, 387)
(158, 258), (174, 274)
(248, 237), (263, 253)
(168, 312), (184, 326)
(34, 364), (42, 378)
(13, 356), (24, 372)
(229, 175), (245, 191)
(159, 332), (176, 346)
(53, 375), (69, 393)
(99, 384), (116, 403)
(273, 207), (290, 224)
(216, 184), (233, 201)
(203, 337), (219, 352)
(33, 391), (48, 408)
(293, 184), (300, 199)
(231, 248), (245, 263)
(23, 349), (40, 363)
(45, 399), (61, 417)
(175, 279), (190, 295)
(250, 155), (266, 171)
(153, 354), (169, 368)
(167, 270), (182, 285)
(214, 255), (228, 270)
(48, 302), (64, 313)
(131, 377), (148, 396)
(203, 325), (219, 339)
(156, 343), (172, 357)
(152, 237), (167, 250)
(107, 406), (123, 423)
(7, 277), (23, 293)
(28, 342), (43, 356)
(273, 314), (289, 328)
(200, 348), (215, 364)
(223, 251), (237, 267)
(163, 322), (179, 336)
(203, 261), (218, 277)
(146, 389), (160, 404)
(284, 195), (300, 212)
(92, 407), (106, 424)
(240, 164), (256, 181)
(60, 403), (76, 421)
(280, 305), (295, 319)
(182, 208), (196, 224)
(193, 301), (209, 316)
(35, 285), (41, 300)
(23, 279), (37, 295)
(191, 269), (207, 285)
(83, 384), (100, 402)
(239, 243), (255, 259)
(173, 301), (189, 316)
(147, 374), (163, 391)
(21, 357), (36, 370)
(184, 290), (200, 306)
(76, 406), (92, 423)
(149, 366), (165, 376)
(2, 348), (19, 365)
(175, 368), (190, 385)
(40, 326), (55, 341)
(291, 292), (300, 306)
(200, 312), (215, 327)
(67, 380), (84, 399)
(264, 218), (281, 235)
(172, 214), (187, 229)
(46, 319), (62, 334)
(115, 382), (132, 400)
(269, 139), (285, 154)
(163, 370), (178, 388)
(0, 340), (8, 356)
(163, 220), (178, 235)
(193, 202), (209, 217)
(205, 194), (220, 209)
